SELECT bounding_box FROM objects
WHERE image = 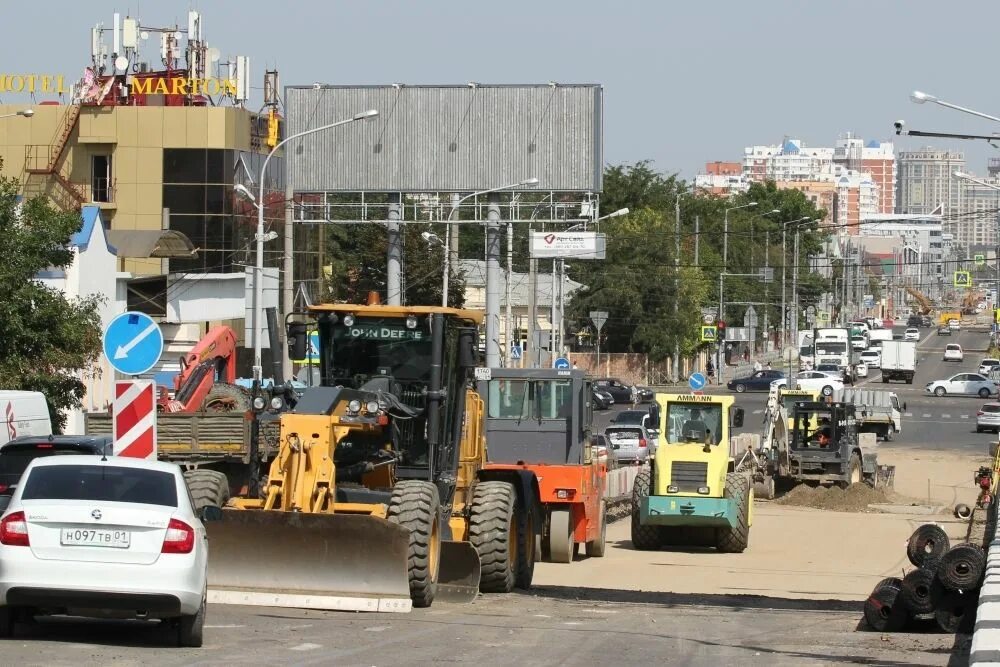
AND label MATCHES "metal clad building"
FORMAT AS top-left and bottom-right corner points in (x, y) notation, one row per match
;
(285, 84), (603, 192)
